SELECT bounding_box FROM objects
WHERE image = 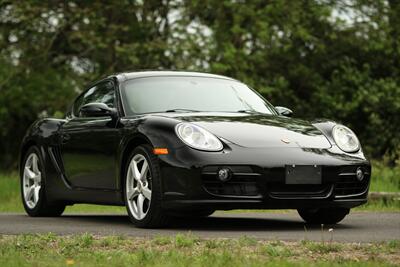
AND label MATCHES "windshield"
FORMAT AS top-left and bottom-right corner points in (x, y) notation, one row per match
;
(121, 76), (277, 115)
